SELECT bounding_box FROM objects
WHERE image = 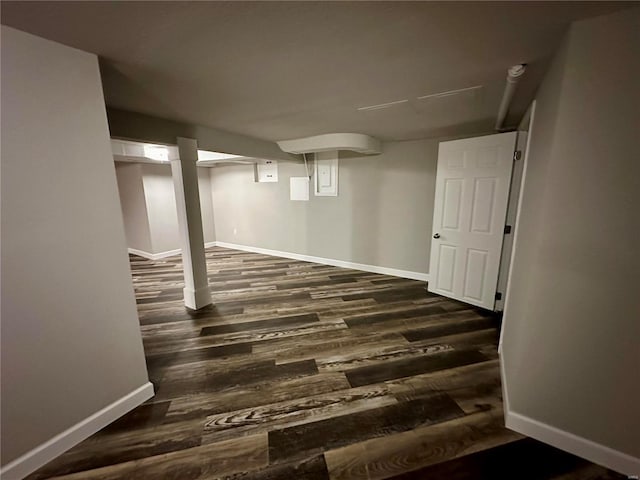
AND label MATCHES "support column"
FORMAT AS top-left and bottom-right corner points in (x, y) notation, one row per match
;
(170, 137), (212, 310)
